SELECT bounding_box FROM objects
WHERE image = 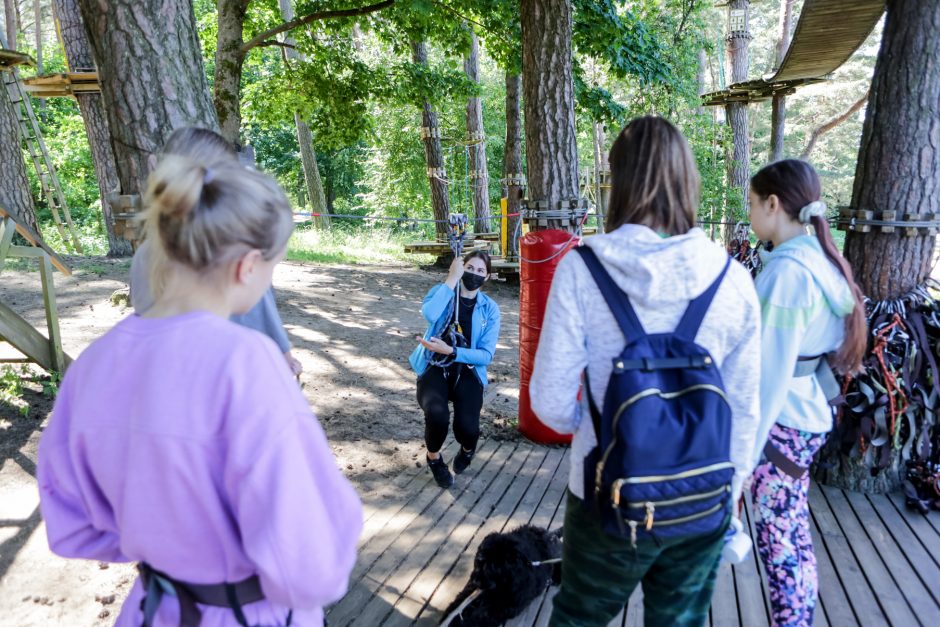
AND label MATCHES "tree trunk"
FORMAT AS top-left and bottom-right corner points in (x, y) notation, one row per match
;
(214, 0), (249, 146)
(592, 121), (608, 233)
(820, 0), (940, 494)
(696, 49), (707, 115)
(843, 0), (939, 301)
(278, 0), (329, 229)
(294, 113), (331, 229)
(412, 40), (450, 241)
(464, 33), (490, 233)
(503, 72), (523, 256)
(521, 0), (580, 232)
(0, 87), (40, 233)
(52, 0), (131, 256)
(77, 0), (219, 199)
(3, 0), (15, 49)
(724, 0), (751, 227)
(770, 0), (795, 162)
